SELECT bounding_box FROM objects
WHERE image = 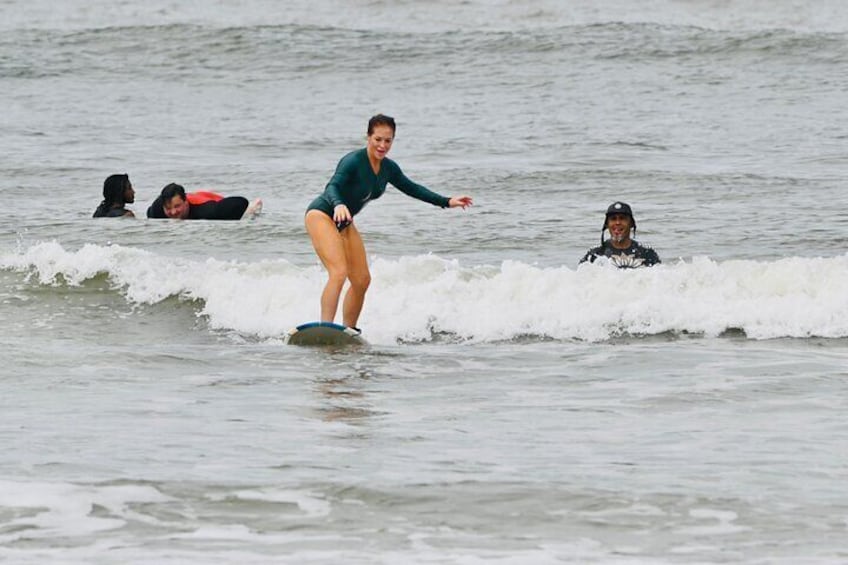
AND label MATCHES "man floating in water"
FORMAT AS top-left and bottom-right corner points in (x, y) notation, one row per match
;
(580, 201), (660, 268)
(146, 183), (262, 220)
